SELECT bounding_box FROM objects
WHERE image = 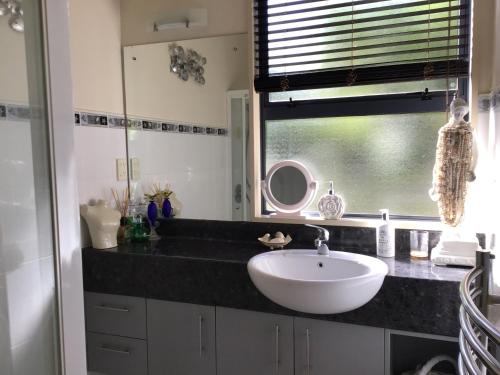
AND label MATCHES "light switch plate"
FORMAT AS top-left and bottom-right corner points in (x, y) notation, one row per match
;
(116, 159), (127, 181)
(130, 158), (141, 180)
